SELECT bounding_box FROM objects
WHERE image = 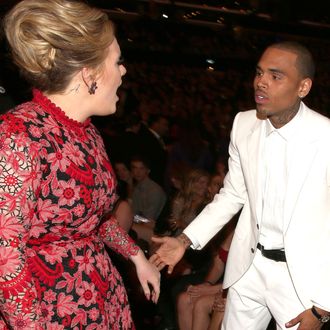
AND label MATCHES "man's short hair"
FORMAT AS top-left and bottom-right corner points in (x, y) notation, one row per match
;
(130, 154), (151, 170)
(268, 41), (315, 79)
